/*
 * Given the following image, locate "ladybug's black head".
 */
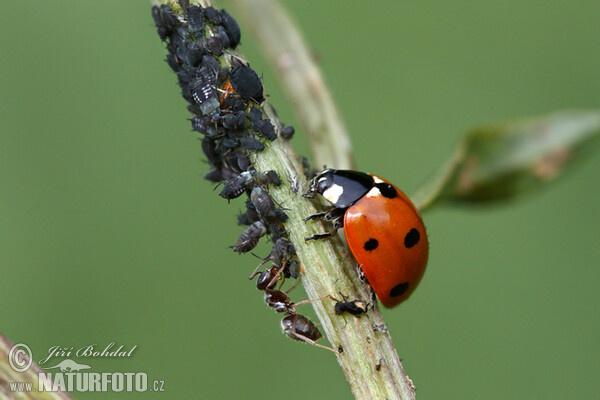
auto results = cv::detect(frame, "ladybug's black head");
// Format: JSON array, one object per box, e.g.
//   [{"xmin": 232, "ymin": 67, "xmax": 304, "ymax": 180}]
[
  {"xmin": 313, "ymin": 169, "xmax": 335, "ymax": 195},
  {"xmin": 312, "ymin": 169, "xmax": 374, "ymax": 209}
]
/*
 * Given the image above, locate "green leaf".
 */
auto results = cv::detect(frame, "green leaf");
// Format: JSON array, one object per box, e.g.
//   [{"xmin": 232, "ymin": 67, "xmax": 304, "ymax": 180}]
[{"xmin": 412, "ymin": 110, "xmax": 600, "ymax": 211}]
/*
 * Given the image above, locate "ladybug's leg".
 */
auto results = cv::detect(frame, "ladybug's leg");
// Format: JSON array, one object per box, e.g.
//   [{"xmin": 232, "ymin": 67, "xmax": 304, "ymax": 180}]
[
  {"xmin": 354, "ymin": 266, "xmax": 376, "ymax": 305},
  {"xmin": 304, "ymin": 207, "xmax": 345, "ymax": 222},
  {"xmin": 305, "ymin": 232, "xmax": 334, "ymax": 241},
  {"xmin": 370, "ymin": 287, "xmax": 377, "ymax": 305},
  {"xmin": 357, "ymin": 265, "xmax": 368, "ymax": 282},
  {"xmin": 304, "ymin": 211, "xmax": 328, "ymax": 221},
  {"xmin": 304, "ymin": 218, "xmax": 344, "ymax": 241},
  {"xmin": 305, "ymin": 213, "xmax": 344, "ymax": 242}
]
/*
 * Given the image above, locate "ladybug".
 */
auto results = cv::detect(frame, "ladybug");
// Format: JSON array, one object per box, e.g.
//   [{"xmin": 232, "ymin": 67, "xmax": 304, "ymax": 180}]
[{"xmin": 305, "ymin": 169, "xmax": 429, "ymax": 308}]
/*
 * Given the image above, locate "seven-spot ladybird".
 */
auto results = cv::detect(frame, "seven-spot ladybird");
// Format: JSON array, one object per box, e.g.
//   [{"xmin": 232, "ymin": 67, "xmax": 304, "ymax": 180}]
[{"xmin": 305, "ymin": 169, "xmax": 429, "ymax": 308}]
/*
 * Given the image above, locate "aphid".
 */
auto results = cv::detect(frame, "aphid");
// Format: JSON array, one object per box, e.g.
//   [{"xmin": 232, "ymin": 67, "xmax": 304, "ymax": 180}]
[
  {"xmin": 267, "ymin": 222, "xmax": 286, "ymax": 242},
  {"xmin": 217, "ymin": 67, "xmax": 230, "ymax": 84},
  {"xmin": 219, "ymin": 137, "xmax": 241, "ymax": 152},
  {"xmin": 237, "ymin": 200, "xmax": 260, "ymax": 226},
  {"xmin": 220, "ymin": 170, "xmax": 281, "ymax": 200},
  {"xmin": 201, "ymin": 55, "xmax": 220, "ymax": 73},
  {"xmin": 281, "ymin": 125, "xmax": 295, "ymax": 140},
  {"xmin": 215, "ymin": 26, "xmax": 231, "ymax": 49},
  {"xmin": 204, "ymin": 36, "xmax": 224, "ymax": 56},
  {"xmin": 204, "ymin": 167, "xmax": 223, "ymax": 183},
  {"xmin": 187, "ymin": 103, "xmax": 202, "ymax": 115},
  {"xmin": 190, "ymin": 67, "xmax": 219, "ymax": 115},
  {"xmin": 266, "ymin": 238, "xmax": 295, "ymax": 268},
  {"xmin": 300, "ymin": 156, "xmax": 314, "ymax": 179},
  {"xmin": 152, "ymin": 5, "xmax": 179, "ymax": 41},
  {"xmin": 222, "ymin": 150, "xmax": 251, "ymax": 172},
  {"xmin": 177, "ymin": 67, "xmax": 196, "ymax": 86},
  {"xmin": 221, "ymin": 96, "xmax": 246, "ymax": 112},
  {"xmin": 220, "ymin": 171, "xmax": 254, "ymax": 200},
  {"xmin": 219, "ymin": 9, "xmax": 241, "ymax": 48},
  {"xmin": 172, "ymin": 26, "xmax": 190, "ymax": 44},
  {"xmin": 251, "ymin": 186, "xmax": 278, "ymax": 220},
  {"xmin": 249, "ymin": 237, "xmax": 296, "ymax": 280},
  {"xmin": 256, "ymin": 120, "xmax": 277, "ymax": 141},
  {"xmin": 186, "ymin": 5, "xmax": 205, "ymax": 37},
  {"xmin": 270, "ymin": 237, "xmax": 295, "ymax": 263},
  {"xmin": 305, "ymin": 169, "xmax": 429, "ymax": 308},
  {"xmin": 220, "ymin": 166, "xmax": 238, "ymax": 181},
  {"xmin": 201, "ymin": 137, "xmax": 222, "ymax": 168},
  {"xmin": 232, "ymin": 221, "xmax": 266, "ymax": 253},
  {"xmin": 248, "ymin": 107, "xmax": 262, "ymax": 128},
  {"xmin": 191, "ymin": 113, "xmax": 224, "ymax": 136},
  {"xmin": 283, "ymin": 259, "xmax": 301, "ymax": 279},
  {"xmin": 330, "ymin": 294, "xmax": 369, "ymax": 317},
  {"xmin": 220, "ymin": 111, "xmax": 247, "ymax": 131},
  {"xmin": 166, "ymin": 53, "xmax": 182, "ymax": 72},
  {"xmin": 204, "ymin": 7, "xmax": 222, "ymax": 25},
  {"xmin": 191, "ymin": 115, "xmax": 205, "ymax": 133},
  {"xmin": 181, "ymin": 42, "xmax": 204, "ymax": 67},
  {"xmin": 289, "ymin": 174, "xmax": 300, "ymax": 195},
  {"xmin": 230, "ymin": 65, "xmax": 264, "ymax": 103},
  {"xmin": 249, "ymin": 108, "xmax": 277, "ymax": 140},
  {"xmin": 373, "ymin": 324, "xmax": 388, "ymax": 334},
  {"xmin": 234, "ymin": 151, "xmax": 252, "ymax": 171},
  {"xmin": 181, "ymin": 85, "xmax": 195, "ymax": 105},
  {"xmin": 240, "ymin": 136, "xmax": 265, "ymax": 152}
]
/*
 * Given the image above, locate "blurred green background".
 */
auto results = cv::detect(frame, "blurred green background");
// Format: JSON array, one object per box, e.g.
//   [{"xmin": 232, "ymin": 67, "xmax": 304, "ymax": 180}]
[{"xmin": 1, "ymin": 1, "xmax": 599, "ymax": 399}]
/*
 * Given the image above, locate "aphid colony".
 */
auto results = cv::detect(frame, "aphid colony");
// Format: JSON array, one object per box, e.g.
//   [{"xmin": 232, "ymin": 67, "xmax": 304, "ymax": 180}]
[{"xmin": 152, "ymin": 1, "xmax": 356, "ymax": 350}]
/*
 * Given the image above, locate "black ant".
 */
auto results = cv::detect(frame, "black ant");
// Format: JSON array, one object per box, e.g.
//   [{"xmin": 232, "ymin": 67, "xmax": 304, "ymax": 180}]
[{"xmin": 251, "ymin": 262, "xmax": 337, "ymax": 353}]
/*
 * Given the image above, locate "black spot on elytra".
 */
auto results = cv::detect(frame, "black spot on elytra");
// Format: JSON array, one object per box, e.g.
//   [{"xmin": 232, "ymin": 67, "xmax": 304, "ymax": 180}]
[
  {"xmin": 364, "ymin": 238, "xmax": 378, "ymax": 251},
  {"xmin": 390, "ymin": 282, "xmax": 409, "ymax": 298},
  {"xmin": 404, "ymin": 228, "xmax": 420, "ymax": 248},
  {"xmin": 375, "ymin": 183, "xmax": 397, "ymax": 199}
]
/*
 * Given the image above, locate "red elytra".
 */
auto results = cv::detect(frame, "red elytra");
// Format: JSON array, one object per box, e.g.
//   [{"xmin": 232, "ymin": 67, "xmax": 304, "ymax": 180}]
[{"xmin": 308, "ymin": 170, "xmax": 429, "ymax": 308}]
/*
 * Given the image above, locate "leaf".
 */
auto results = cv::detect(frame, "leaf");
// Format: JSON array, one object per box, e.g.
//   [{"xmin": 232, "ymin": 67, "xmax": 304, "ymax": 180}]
[{"xmin": 412, "ymin": 110, "xmax": 600, "ymax": 211}]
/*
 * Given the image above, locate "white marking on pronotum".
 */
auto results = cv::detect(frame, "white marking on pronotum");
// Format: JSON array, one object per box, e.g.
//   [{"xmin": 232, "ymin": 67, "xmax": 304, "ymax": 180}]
[
  {"xmin": 366, "ymin": 187, "xmax": 381, "ymax": 198},
  {"xmin": 372, "ymin": 175, "xmax": 384, "ymax": 184},
  {"xmin": 323, "ymin": 184, "xmax": 344, "ymax": 204}
]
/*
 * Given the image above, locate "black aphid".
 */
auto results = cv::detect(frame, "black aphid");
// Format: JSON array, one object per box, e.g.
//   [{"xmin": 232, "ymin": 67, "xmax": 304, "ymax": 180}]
[
  {"xmin": 219, "ymin": 9, "xmax": 241, "ymax": 49},
  {"xmin": 230, "ymin": 65, "xmax": 264, "ymax": 103}
]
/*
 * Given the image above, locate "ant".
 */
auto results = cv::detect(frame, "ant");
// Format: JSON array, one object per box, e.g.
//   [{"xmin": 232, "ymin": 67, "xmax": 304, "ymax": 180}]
[{"xmin": 251, "ymin": 261, "xmax": 338, "ymax": 353}]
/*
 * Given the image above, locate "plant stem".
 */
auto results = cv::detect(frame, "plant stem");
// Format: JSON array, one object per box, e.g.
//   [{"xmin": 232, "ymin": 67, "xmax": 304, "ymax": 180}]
[
  {"xmin": 258, "ymin": 104, "xmax": 416, "ymax": 399},
  {"xmin": 219, "ymin": 0, "xmax": 354, "ymax": 170}
]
